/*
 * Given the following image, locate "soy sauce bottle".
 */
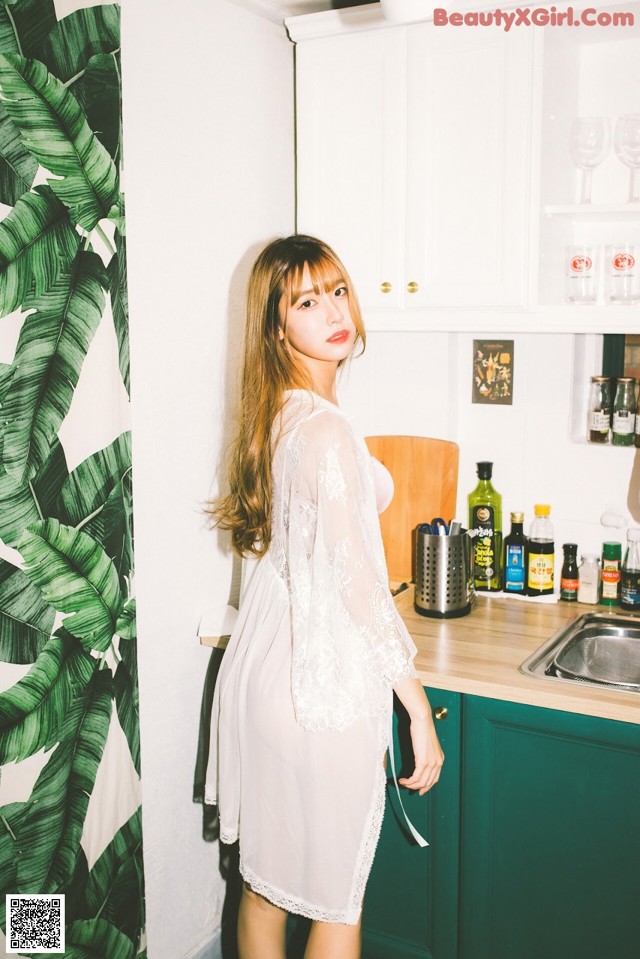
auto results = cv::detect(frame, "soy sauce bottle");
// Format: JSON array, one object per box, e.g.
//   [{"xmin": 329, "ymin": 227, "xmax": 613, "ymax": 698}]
[
  {"xmin": 503, "ymin": 512, "xmax": 526, "ymax": 593},
  {"xmin": 560, "ymin": 543, "xmax": 579, "ymax": 602},
  {"xmin": 620, "ymin": 529, "xmax": 640, "ymax": 611},
  {"xmin": 527, "ymin": 504, "xmax": 554, "ymax": 596}
]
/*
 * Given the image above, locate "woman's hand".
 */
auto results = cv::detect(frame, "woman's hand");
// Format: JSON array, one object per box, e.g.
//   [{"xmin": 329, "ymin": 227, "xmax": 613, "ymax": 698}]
[
  {"xmin": 392, "ymin": 677, "xmax": 445, "ymax": 795},
  {"xmin": 398, "ymin": 713, "xmax": 445, "ymax": 796}
]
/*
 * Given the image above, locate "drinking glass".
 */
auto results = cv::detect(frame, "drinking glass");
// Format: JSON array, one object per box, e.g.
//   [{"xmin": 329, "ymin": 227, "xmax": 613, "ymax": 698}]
[
  {"xmin": 614, "ymin": 115, "xmax": 640, "ymax": 203},
  {"xmin": 565, "ymin": 245, "xmax": 599, "ymax": 304},
  {"xmin": 569, "ymin": 117, "xmax": 611, "ymax": 204},
  {"xmin": 605, "ymin": 243, "xmax": 640, "ymax": 303}
]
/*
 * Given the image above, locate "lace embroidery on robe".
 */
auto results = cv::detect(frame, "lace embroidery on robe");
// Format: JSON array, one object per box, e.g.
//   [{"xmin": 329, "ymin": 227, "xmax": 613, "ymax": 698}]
[{"xmin": 269, "ymin": 392, "xmax": 417, "ymax": 733}]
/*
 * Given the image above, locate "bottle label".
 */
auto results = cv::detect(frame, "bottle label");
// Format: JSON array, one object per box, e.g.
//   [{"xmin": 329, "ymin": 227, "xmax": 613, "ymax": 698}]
[
  {"xmin": 589, "ymin": 410, "xmax": 610, "ymax": 431},
  {"xmin": 560, "ymin": 577, "xmax": 579, "ymax": 600},
  {"xmin": 621, "ymin": 572, "xmax": 640, "ymax": 608},
  {"xmin": 471, "ymin": 505, "xmax": 497, "ymax": 582},
  {"xmin": 613, "ymin": 411, "xmax": 634, "ymax": 435},
  {"xmin": 504, "ymin": 544, "xmax": 525, "ymax": 591},
  {"xmin": 601, "ymin": 561, "xmax": 621, "ymax": 600},
  {"xmin": 528, "ymin": 552, "xmax": 554, "ymax": 591}
]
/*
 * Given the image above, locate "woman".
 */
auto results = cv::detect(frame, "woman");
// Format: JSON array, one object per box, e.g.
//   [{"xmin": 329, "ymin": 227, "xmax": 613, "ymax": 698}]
[{"xmin": 206, "ymin": 235, "xmax": 444, "ymax": 959}]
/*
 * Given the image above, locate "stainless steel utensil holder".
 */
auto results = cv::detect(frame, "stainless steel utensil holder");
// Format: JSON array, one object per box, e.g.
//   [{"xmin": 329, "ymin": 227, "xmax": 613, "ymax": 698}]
[{"xmin": 415, "ymin": 530, "xmax": 473, "ymax": 618}]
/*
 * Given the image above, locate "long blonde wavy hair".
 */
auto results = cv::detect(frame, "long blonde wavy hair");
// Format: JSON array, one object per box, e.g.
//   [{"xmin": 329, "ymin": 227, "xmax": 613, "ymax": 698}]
[{"xmin": 211, "ymin": 235, "xmax": 365, "ymax": 556}]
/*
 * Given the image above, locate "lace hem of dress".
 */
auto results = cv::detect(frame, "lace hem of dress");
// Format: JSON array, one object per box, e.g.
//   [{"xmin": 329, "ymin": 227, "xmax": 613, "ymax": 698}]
[
  {"xmin": 220, "ymin": 825, "xmax": 238, "ymax": 844},
  {"xmin": 203, "ymin": 787, "xmax": 217, "ymax": 806},
  {"xmin": 348, "ymin": 760, "xmax": 387, "ymax": 915},
  {"xmin": 239, "ymin": 863, "xmax": 362, "ymax": 926}
]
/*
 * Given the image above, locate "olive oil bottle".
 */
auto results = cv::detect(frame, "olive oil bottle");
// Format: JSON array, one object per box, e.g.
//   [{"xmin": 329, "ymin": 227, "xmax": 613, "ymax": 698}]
[{"xmin": 468, "ymin": 461, "xmax": 502, "ymax": 591}]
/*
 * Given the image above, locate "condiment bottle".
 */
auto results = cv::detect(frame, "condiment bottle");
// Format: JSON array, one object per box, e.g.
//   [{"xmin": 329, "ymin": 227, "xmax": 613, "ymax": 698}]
[
  {"xmin": 620, "ymin": 528, "xmax": 640, "ymax": 611},
  {"xmin": 468, "ymin": 461, "xmax": 502, "ymax": 591},
  {"xmin": 503, "ymin": 511, "xmax": 526, "ymax": 593},
  {"xmin": 612, "ymin": 377, "xmax": 636, "ymax": 446},
  {"xmin": 578, "ymin": 554, "xmax": 600, "ymax": 604},
  {"xmin": 600, "ymin": 541, "xmax": 622, "ymax": 606},
  {"xmin": 587, "ymin": 376, "xmax": 611, "ymax": 443},
  {"xmin": 560, "ymin": 543, "xmax": 579, "ymax": 601},
  {"xmin": 527, "ymin": 504, "xmax": 554, "ymax": 596}
]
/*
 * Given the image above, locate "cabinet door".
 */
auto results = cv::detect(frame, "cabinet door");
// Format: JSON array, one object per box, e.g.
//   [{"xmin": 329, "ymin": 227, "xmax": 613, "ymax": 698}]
[
  {"xmin": 361, "ymin": 687, "xmax": 460, "ymax": 959},
  {"xmin": 296, "ymin": 29, "xmax": 407, "ymax": 310},
  {"xmin": 405, "ymin": 27, "xmax": 535, "ymax": 309},
  {"xmin": 460, "ymin": 695, "xmax": 640, "ymax": 959}
]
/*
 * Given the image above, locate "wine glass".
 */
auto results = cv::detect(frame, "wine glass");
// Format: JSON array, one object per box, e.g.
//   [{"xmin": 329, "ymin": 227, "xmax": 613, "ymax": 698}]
[
  {"xmin": 614, "ymin": 114, "xmax": 640, "ymax": 203},
  {"xmin": 569, "ymin": 117, "xmax": 611, "ymax": 204}
]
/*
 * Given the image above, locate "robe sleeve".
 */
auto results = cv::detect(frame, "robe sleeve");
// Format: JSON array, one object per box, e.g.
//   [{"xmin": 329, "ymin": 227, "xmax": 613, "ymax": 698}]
[{"xmin": 284, "ymin": 410, "xmax": 418, "ymax": 733}]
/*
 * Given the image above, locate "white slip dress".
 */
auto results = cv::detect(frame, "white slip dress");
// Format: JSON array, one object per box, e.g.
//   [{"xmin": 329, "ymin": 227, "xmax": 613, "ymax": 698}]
[{"xmin": 205, "ymin": 390, "xmax": 423, "ymax": 925}]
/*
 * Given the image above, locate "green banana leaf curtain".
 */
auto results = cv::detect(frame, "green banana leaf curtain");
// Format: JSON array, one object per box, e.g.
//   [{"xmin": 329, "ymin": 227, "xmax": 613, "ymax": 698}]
[{"xmin": 0, "ymin": 1, "xmax": 144, "ymax": 956}]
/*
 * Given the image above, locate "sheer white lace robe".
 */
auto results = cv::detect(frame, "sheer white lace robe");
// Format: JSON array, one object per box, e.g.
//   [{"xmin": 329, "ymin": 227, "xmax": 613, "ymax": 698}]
[{"xmin": 205, "ymin": 390, "xmax": 418, "ymax": 924}]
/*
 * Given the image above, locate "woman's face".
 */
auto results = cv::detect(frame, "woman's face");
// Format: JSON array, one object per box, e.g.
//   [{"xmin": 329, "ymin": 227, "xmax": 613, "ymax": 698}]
[{"xmin": 278, "ymin": 264, "xmax": 356, "ymax": 374}]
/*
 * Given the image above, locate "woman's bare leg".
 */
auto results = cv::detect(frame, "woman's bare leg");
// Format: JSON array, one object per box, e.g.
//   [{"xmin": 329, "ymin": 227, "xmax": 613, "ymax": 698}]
[
  {"xmin": 303, "ymin": 914, "xmax": 362, "ymax": 959},
  {"xmin": 237, "ymin": 882, "xmax": 288, "ymax": 959}
]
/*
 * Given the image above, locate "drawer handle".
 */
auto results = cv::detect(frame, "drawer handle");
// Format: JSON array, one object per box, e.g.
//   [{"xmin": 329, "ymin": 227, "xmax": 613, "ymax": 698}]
[
  {"xmin": 380, "ymin": 281, "xmax": 392, "ymax": 293},
  {"xmin": 407, "ymin": 281, "xmax": 419, "ymax": 293},
  {"xmin": 434, "ymin": 706, "xmax": 448, "ymax": 721}
]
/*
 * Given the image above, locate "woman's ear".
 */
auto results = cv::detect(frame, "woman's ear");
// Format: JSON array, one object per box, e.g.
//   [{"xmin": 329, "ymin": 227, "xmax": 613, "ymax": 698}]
[{"xmin": 278, "ymin": 325, "xmax": 285, "ymax": 341}]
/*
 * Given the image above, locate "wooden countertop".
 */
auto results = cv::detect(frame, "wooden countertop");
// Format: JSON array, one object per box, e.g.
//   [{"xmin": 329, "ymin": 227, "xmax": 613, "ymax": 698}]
[
  {"xmin": 200, "ymin": 588, "xmax": 640, "ymax": 726},
  {"xmin": 399, "ymin": 588, "xmax": 640, "ymax": 725}
]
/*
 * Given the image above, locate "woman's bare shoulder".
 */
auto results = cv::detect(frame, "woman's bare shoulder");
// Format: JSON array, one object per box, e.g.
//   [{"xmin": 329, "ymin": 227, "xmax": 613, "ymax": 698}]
[{"xmin": 296, "ymin": 402, "xmax": 353, "ymax": 452}]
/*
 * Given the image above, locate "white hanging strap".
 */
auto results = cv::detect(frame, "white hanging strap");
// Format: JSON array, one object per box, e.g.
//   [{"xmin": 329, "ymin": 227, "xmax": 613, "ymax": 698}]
[{"xmin": 388, "ymin": 733, "xmax": 429, "ymax": 848}]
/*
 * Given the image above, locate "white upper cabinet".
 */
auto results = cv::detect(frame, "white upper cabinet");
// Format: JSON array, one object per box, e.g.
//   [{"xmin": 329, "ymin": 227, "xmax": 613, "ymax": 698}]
[
  {"xmin": 295, "ymin": 20, "xmax": 536, "ymax": 323},
  {"xmin": 296, "ymin": 28, "xmax": 408, "ymax": 310},
  {"xmin": 291, "ymin": 4, "xmax": 640, "ymax": 332},
  {"xmin": 404, "ymin": 26, "xmax": 534, "ymax": 310}
]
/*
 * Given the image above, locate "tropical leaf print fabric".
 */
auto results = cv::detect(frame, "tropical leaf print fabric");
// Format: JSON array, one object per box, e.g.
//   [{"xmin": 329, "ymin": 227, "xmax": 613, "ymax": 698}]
[{"xmin": 0, "ymin": 2, "xmax": 144, "ymax": 956}]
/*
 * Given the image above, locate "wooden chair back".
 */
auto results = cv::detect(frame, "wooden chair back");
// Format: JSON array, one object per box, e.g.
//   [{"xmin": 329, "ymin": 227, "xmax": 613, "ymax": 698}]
[{"xmin": 365, "ymin": 435, "xmax": 459, "ymax": 584}]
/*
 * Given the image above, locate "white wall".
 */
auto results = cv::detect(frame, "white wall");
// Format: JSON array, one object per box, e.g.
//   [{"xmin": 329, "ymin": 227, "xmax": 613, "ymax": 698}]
[
  {"xmin": 121, "ymin": 2, "xmax": 294, "ymax": 957},
  {"xmin": 338, "ymin": 329, "xmax": 640, "ymax": 559}
]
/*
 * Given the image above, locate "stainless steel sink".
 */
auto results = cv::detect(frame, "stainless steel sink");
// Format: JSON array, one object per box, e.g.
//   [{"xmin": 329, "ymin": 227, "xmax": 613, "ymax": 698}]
[{"xmin": 520, "ymin": 611, "xmax": 640, "ymax": 692}]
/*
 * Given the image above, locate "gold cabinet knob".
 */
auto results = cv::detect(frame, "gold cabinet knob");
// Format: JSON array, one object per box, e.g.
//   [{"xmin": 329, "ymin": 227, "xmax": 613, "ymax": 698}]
[
  {"xmin": 380, "ymin": 281, "xmax": 392, "ymax": 293},
  {"xmin": 434, "ymin": 706, "xmax": 448, "ymax": 721},
  {"xmin": 407, "ymin": 281, "xmax": 419, "ymax": 293}
]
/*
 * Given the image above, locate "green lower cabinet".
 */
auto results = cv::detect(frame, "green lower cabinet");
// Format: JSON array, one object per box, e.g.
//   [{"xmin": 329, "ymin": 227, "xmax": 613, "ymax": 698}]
[
  {"xmin": 362, "ymin": 687, "xmax": 461, "ymax": 959},
  {"xmin": 460, "ymin": 695, "xmax": 640, "ymax": 959}
]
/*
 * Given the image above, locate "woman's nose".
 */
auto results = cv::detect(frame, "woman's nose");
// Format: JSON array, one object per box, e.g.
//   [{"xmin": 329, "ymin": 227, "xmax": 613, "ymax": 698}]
[{"xmin": 324, "ymin": 294, "xmax": 342, "ymax": 321}]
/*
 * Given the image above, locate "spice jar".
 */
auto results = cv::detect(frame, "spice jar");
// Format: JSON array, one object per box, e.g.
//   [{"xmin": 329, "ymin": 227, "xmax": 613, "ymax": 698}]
[
  {"xmin": 578, "ymin": 554, "xmax": 600, "ymax": 604},
  {"xmin": 587, "ymin": 376, "xmax": 611, "ymax": 443},
  {"xmin": 612, "ymin": 377, "xmax": 636, "ymax": 446},
  {"xmin": 600, "ymin": 541, "xmax": 622, "ymax": 606}
]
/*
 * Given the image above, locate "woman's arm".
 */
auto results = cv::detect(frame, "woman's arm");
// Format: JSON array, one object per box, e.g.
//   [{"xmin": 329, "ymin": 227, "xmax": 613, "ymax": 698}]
[{"xmin": 393, "ymin": 676, "xmax": 445, "ymax": 796}]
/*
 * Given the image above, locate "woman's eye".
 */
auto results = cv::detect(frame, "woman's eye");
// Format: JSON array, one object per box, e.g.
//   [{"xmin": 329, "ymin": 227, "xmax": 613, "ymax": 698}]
[
  {"xmin": 335, "ymin": 286, "xmax": 348, "ymax": 298},
  {"xmin": 300, "ymin": 299, "xmax": 314, "ymax": 310}
]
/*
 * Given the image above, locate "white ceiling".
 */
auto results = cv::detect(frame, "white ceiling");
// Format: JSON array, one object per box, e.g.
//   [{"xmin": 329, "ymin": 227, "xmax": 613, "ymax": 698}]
[{"xmin": 229, "ymin": 0, "xmax": 377, "ymax": 24}]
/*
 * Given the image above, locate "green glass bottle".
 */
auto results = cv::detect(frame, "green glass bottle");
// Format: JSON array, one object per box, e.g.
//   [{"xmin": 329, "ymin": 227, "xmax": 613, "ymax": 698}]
[
  {"xmin": 468, "ymin": 461, "xmax": 502, "ymax": 591},
  {"xmin": 612, "ymin": 377, "xmax": 636, "ymax": 446}
]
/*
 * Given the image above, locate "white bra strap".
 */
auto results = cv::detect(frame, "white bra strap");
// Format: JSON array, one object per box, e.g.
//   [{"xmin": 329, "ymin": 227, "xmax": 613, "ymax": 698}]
[{"xmin": 388, "ymin": 733, "xmax": 429, "ymax": 848}]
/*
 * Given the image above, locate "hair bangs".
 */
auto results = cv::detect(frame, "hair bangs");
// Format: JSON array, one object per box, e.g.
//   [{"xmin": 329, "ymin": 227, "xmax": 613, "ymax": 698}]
[{"xmin": 285, "ymin": 252, "xmax": 346, "ymax": 305}]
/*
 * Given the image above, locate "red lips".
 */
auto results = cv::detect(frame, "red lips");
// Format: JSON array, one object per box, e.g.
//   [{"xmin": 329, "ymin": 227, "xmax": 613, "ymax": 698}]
[{"xmin": 327, "ymin": 330, "xmax": 350, "ymax": 343}]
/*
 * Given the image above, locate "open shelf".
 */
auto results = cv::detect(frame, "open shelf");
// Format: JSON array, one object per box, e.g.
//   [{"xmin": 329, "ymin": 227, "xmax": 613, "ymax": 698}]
[{"xmin": 544, "ymin": 204, "xmax": 640, "ymax": 219}]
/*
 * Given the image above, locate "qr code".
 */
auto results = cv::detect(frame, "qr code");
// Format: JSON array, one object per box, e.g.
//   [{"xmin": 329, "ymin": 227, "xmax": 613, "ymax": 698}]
[{"xmin": 5, "ymin": 895, "xmax": 65, "ymax": 954}]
